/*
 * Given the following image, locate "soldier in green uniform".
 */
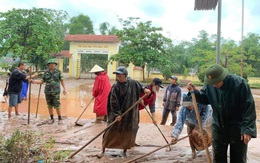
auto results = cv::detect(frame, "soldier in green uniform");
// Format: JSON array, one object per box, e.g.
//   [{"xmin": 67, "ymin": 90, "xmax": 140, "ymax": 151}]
[
  {"xmin": 32, "ymin": 59, "xmax": 66, "ymax": 124},
  {"xmin": 187, "ymin": 64, "xmax": 256, "ymax": 163}
]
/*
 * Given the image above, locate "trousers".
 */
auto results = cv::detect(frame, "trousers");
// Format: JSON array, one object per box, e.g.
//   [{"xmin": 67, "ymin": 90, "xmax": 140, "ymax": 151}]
[
  {"xmin": 213, "ymin": 139, "xmax": 247, "ymax": 163},
  {"xmin": 160, "ymin": 107, "xmax": 177, "ymax": 126}
]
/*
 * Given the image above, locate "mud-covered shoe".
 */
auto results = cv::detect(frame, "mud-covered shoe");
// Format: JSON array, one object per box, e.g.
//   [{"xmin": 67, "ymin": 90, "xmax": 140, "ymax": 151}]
[
  {"xmin": 192, "ymin": 151, "xmax": 197, "ymax": 159},
  {"xmin": 47, "ymin": 119, "xmax": 54, "ymax": 124},
  {"xmin": 91, "ymin": 119, "xmax": 102, "ymax": 123},
  {"xmin": 58, "ymin": 120, "xmax": 63, "ymax": 125},
  {"xmin": 122, "ymin": 149, "xmax": 127, "ymax": 158},
  {"xmin": 102, "ymin": 115, "xmax": 107, "ymax": 122},
  {"xmin": 96, "ymin": 152, "xmax": 104, "ymax": 158}
]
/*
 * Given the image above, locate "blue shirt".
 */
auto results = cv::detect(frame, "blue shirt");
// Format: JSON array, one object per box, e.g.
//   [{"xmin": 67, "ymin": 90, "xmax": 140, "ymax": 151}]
[{"xmin": 171, "ymin": 103, "xmax": 212, "ymax": 138}]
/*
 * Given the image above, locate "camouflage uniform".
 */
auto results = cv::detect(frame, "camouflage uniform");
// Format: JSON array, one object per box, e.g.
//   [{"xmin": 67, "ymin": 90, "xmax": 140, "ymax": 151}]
[{"xmin": 41, "ymin": 69, "xmax": 64, "ymax": 109}]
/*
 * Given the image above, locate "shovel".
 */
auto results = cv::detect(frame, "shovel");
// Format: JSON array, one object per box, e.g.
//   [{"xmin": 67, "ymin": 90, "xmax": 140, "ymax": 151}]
[{"xmin": 75, "ymin": 97, "xmax": 94, "ymax": 126}]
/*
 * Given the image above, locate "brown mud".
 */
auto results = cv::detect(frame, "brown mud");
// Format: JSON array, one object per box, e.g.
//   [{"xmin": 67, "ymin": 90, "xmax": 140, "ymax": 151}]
[{"xmin": 0, "ymin": 76, "xmax": 259, "ymax": 163}]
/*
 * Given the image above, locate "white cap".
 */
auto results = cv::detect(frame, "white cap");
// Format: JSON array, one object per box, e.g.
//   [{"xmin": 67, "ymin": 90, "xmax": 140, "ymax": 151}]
[{"xmin": 89, "ymin": 65, "xmax": 104, "ymax": 73}]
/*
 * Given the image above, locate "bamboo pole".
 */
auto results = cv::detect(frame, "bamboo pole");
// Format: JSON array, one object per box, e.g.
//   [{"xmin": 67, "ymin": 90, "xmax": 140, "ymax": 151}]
[
  {"xmin": 35, "ymin": 84, "xmax": 42, "ymax": 118},
  {"xmin": 27, "ymin": 66, "xmax": 32, "ymax": 125},
  {"xmin": 68, "ymin": 94, "xmax": 148, "ymax": 159},
  {"xmin": 125, "ymin": 135, "xmax": 190, "ymax": 163},
  {"xmin": 143, "ymin": 105, "xmax": 171, "ymax": 151},
  {"xmin": 75, "ymin": 97, "xmax": 94, "ymax": 126},
  {"xmin": 190, "ymin": 90, "xmax": 212, "ymax": 163}
]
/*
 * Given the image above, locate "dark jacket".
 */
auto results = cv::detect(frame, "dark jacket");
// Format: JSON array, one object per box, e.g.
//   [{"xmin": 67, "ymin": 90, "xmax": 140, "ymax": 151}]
[
  {"xmin": 8, "ymin": 69, "xmax": 27, "ymax": 94},
  {"xmin": 163, "ymin": 84, "xmax": 182, "ymax": 110},
  {"xmin": 190, "ymin": 74, "xmax": 257, "ymax": 143},
  {"xmin": 103, "ymin": 78, "xmax": 144, "ymax": 149}
]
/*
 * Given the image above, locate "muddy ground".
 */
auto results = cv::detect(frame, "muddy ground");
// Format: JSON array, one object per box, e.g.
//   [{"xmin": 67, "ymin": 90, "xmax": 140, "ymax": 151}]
[{"xmin": 0, "ymin": 75, "xmax": 259, "ymax": 163}]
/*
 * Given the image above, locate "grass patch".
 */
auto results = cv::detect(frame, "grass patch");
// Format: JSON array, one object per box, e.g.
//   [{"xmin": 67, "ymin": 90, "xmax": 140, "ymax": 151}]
[{"xmin": 249, "ymin": 83, "xmax": 260, "ymax": 89}]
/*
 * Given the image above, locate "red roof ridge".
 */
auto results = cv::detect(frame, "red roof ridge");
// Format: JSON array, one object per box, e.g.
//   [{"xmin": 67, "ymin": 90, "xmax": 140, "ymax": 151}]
[{"xmin": 52, "ymin": 50, "xmax": 72, "ymax": 58}]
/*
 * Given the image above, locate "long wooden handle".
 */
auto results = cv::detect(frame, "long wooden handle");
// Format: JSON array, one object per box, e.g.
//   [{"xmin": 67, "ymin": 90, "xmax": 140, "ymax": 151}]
[
  {"xmin": 27, "ymin": 66, "xmax": 32, "ymax": 125},
  {"xmin": 190, "ymin": 90, "xmax": 212, "ymax": 163},
  {"xmin": 35, "ymin": 84, "xmax": 42, "ymax": 118},
  {"xmin": 75, "ymin": 97, "xmax": 94, "ymax": 123},
  {"xmin": 68, "ymin": 94, "xmax": 148, "ymax": 159},
  {"xmin": 143, "ymin": 106, "xmax": 170, "ymax": 146},
  {"xmin": 68, "ymin": 120, "xmax": 117, "ymax": 159},
  {"xmin": 125, "ymin": 135, "xmax": 190, "ymax": 163}
]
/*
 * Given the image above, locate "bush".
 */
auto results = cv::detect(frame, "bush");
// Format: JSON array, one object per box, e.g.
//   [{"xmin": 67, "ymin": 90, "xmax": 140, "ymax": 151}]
[
  {"xmin": 162, "ymin": 68, "xmax": 172, "ymax": 80},
  {"xmin": 0, "ymin": 130, "xmax": 35, "ymax": 163},
  {"xmin": 0, "ymin": 130, "xmax": 71, "ymax": 163}
]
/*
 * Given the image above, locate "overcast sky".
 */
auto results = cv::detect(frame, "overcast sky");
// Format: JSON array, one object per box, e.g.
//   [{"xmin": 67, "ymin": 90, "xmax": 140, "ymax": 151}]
[{"xmin": 1, "ymin": 0, "xmax": 259, "ymax": 42}]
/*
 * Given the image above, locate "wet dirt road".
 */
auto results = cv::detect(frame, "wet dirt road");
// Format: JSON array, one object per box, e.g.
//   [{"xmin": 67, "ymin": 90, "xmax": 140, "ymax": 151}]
[
  {"xmin": 0, "ymin": 78, "xmax": 172, "ymax": 124},
  {"xmin": 0, "ymin": 77, "xmax": 260, "ymax": 162}
]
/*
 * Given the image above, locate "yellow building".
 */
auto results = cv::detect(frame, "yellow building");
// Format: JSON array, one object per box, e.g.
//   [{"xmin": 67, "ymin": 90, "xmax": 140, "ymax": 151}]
[
  {"xmin": 54, "ymin": 35, "xmax": 201, "ymax": 83},
  {"xmin": 64, "ymin": 34, "xmax": 120, "ymax": 79},
  {"xmin": 64, "ymin": 34, "xmax": 146, "ymax": 80}
]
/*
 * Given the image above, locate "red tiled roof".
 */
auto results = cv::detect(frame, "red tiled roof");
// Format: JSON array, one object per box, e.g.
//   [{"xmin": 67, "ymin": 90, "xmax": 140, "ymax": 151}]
[
  {"xmin": 52, "ymin": 50, "xmax": 72, "ymax": 58},
  {"xmin": 64, "ymin": 34, "xmax": 119, "ymax": 43},
  {"xmin": 133, "ymin": 66, "xmax": 143, "ymax": 70}
]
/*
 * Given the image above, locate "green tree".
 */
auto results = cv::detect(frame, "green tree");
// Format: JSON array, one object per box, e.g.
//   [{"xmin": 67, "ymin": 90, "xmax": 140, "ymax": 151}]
[
  {"xmin": 99, "ymin": 22, "xmax": 110, "ymax": 35},
  {"xmin": 0, "ymin": 62, "xmax": 10, "ymax": 72},
  {"xmin": 162, "ymin": 41, "xmax": 190, "ymax": 77},
  {"xmin": 99, "ymin": 22, "xmax": 118, "ymax": 35},
  {"xmin": 242, "ymin": 33, "xmax": 260, "ymax": 76},
  {"xmin": 0, "ymin": 8, "xmax": 68, "ymax": 69},
  {"xmin": 109, "ymin": 17, "xmax": 172, "ymax": 81},
  {"xmin": 188, "ymin": 30, "xmax": 216, "ymax": 81},
  {"xmin": 63, "ymin": 14, "xmax": 95, "ymax": 51},
  {"xmin": 186, "ymin": 31, "xmax": 256, "ymax": 81},
  {"xmin": 68, "ymin": 14, "xmax": 94, "ymax": 34},
  {"xmin": 161, "ymin": 65, "xmax": 172, "ymax": 80},
  {"xmin": 219, "ymin": 39, "xmax": 247, "ymax": 75},
  {"xmin": 109, "ymin": 26, "xmax": 118, "ymax": 35}
]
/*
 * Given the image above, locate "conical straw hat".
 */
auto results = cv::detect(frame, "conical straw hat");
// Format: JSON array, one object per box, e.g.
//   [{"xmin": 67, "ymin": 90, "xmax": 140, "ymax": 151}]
[{"xmin": 89, "ymin": 65, "xmax": 104, "ymax": 73}]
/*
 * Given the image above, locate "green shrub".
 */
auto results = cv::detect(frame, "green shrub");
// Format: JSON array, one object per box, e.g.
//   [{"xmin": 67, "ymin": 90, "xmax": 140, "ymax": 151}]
[
  {"xmin": 0, "ymin": 130, "xmax": 71, "ymax": 163},
  {"xmin": 0, "ymin": 130, "xmax": 35, "ymax": 163},
  {"xmin": 162, "ymin": 68, "xmax": 172, "ymax": 80}
]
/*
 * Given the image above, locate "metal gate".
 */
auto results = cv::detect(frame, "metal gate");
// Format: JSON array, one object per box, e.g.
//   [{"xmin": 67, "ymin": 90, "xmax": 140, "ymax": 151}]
[{"xmin": 80, "ymin": 53, "xmax": 108, "ymax": 78}]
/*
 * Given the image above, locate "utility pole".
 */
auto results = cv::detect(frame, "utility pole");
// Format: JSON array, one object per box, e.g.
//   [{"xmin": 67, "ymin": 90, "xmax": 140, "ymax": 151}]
[
  {"xmin": 240, "ymin": 0, "xmax": 244, "ymax": 77},
  {"xmin": 216, "ymin": 0, "xmax": 222, "ymax": 64}
]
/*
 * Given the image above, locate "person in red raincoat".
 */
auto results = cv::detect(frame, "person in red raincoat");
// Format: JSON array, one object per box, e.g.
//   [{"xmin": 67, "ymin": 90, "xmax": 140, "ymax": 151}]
[{"xmin": 90, "ymin": 65, "xmax": 111, "ymax": 123}]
